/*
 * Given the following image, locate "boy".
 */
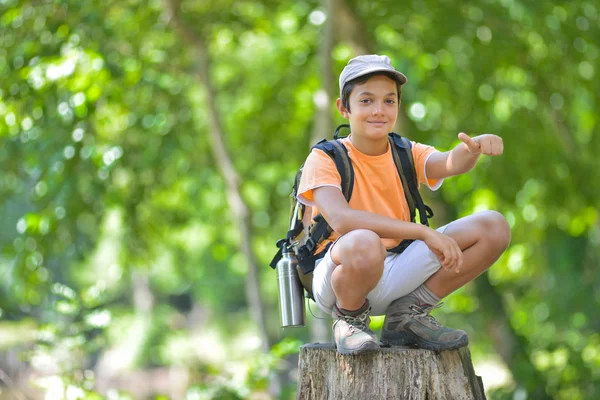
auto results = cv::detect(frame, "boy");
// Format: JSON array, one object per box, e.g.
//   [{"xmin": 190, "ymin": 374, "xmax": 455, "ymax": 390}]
[{"xmin": 297, "ymin": 54, "xmax": 510, "ymax": 355}]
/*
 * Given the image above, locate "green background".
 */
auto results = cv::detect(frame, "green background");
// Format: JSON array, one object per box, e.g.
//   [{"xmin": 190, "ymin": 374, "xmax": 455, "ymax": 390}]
[{"xmin": 0, "ymin": 0, "xmax": 598, "ymax": 399}]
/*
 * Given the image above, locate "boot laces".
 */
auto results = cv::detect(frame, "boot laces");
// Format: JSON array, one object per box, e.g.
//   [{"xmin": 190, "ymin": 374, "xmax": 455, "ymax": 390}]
[
  {"xmin": 409, "ymin": 303, "xmax": 443, "ymax": 327},
  {"xmin": 340, "ymin": 307, "xmax": 371, "ymax": 333}
]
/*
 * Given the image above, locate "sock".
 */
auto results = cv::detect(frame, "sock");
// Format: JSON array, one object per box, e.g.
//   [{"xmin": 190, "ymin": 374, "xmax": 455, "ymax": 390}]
[
  {"xmin": 335, "ymin": 299, "xmax": 369, "ymax": 316},
  {"xmin": 409, "ymin": 284, "xmax": 440, "ymax": 306}
]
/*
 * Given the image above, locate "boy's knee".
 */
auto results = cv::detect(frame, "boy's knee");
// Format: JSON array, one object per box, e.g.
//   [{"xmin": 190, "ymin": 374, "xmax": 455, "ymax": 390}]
[
  {"xmin": 479, "ymin": 211, "xmax": 511, "ymax": 250},
  {"xmin": 338, "ymin": 229, "xmax": 386, "ymax": 273}
]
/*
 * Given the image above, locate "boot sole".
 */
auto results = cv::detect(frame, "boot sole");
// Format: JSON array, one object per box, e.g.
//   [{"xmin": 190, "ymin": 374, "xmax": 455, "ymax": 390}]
[
  {"xmin": 380, "ymin": 331, "xmax": 468, "ymax": 351},
  {"xmin": 336, "ymin": 340, "xmax": 380, "ymax": 355}
]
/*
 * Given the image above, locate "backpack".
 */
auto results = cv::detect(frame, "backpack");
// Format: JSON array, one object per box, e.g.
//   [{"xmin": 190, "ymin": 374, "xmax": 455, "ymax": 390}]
[{"xmin": 270, "ymin": 124, "xmax": 434, "ymax": 300}]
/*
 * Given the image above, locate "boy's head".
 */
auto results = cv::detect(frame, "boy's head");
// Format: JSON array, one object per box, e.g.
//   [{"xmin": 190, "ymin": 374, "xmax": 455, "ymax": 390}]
[{"xmin": 339, "ymin": 55, "xmax": 407, "ymax": 112}]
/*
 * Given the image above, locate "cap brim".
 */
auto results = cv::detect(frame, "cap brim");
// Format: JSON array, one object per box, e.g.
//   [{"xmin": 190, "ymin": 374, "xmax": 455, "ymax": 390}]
[{"xmin": 347, "ymin": 67, "xmax": 407, "ymax": 86}]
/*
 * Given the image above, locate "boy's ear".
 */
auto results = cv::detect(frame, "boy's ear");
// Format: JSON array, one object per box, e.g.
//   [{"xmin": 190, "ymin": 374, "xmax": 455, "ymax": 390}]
[{"xmin": 336, "ymin": 98, "xmax": 349, "ymax": 119}]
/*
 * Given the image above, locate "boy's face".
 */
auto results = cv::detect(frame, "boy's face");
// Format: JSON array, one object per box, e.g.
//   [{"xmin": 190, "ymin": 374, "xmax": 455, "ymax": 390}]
[{"xmin": 337, "ymin": 75, "xmax": 399, "ymax": 141}]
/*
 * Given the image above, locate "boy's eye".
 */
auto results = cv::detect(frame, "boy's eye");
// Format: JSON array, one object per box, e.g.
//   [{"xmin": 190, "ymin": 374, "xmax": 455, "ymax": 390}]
[
  {"xmin": 360, "ymin": 99, "xmax": 371, "ymax": 103},
  {"xmin": 385, "ymin": 99, "xmax": 396, "ymax": 104}
]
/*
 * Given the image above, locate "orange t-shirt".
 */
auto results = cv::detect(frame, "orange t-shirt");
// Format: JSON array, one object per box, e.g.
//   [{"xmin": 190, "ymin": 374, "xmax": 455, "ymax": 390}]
[{"xmin": 297, "ymin": 136, "xmax": 442, "ymax": 253}]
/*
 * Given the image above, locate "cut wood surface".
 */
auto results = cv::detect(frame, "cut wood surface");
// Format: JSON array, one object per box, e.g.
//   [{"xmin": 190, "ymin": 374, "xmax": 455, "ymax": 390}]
[{"xmin": 296, "ymin": 343, "xmax": 486, "ymax": 400}]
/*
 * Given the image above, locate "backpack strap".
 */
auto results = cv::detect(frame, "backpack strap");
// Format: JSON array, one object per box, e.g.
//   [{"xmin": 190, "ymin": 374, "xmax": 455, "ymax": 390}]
[
  {"xmin": 296, "ymin": 139, "xmax": 354, "ymax": 265},
  {"xmin": 389, "ymin": 133, "xmax": 434, "ymax": 226},
  {"xmin": 313, "ymin": 139, "xmax": 354, "ymax": 200},
  {"xmin": 334, "ymin": 124, "xmax": 351, "ymax": 139},
  {"xmin": 387, "ymin": 133, "xmax": 434, "ymax": 254},
  {"xmin": 389, "ymin": 135, "xmax": 416, "ymax": 221},
  {"xmin": 270, "ymin": 138, "xmax": 354, "ymax": 271}
]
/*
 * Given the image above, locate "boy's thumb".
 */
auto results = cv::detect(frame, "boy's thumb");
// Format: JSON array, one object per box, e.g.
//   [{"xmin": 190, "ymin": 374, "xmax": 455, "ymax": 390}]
[{"xmin": 458, "ymin": 132, "xmax": 478, "ymax": 151}]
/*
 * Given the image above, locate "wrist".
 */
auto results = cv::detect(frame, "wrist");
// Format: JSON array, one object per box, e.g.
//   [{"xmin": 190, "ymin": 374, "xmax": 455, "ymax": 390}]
[
  {"xmin": 414, "ymin": 225, "xmax": 433, "ymax": 241},
  {"xmin": 456, "ymin": 142, "xmax": 476, "ymax": 155}
]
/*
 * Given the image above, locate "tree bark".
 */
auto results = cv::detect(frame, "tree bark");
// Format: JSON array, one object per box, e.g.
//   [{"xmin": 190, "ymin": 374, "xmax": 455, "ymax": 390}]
[{"xmin": 297, "ymin": 343, "xmax": 486, "ymax": 400}]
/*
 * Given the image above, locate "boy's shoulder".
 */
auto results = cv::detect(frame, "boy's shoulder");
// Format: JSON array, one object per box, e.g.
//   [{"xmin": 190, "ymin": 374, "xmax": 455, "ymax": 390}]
[{"xmin": 309, "ymin": 137, "xmax": 352, "ymax": 159}]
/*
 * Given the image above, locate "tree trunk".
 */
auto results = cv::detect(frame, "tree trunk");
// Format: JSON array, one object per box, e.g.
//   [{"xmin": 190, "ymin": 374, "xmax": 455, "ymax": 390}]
[
  {"xmin": 297, "ymin": 344, "xmax": 486, "ymax": 400},
  {"xmin": 307, "ymin": 0, "xmax": 336, "ymax": 344},
  {"xmin": 162, "ymin": 0, "xmax": 272, "ymax": 353},
  {"xmin": 309, "ymin": 0, "xmax": 334, "ymax": 147},
  {"xmin": 334, "ymin": 0, "xmax": 371, "ymax": 55}
]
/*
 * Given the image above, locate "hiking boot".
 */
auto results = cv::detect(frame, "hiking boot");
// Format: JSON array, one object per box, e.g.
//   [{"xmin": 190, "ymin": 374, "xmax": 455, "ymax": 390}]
[
  {"xmin": 380, "ymin": 294, "xmax": 468, "ymax": 351},
  {"xmin": 332, "ymin": 301, "xmax": 379, "ymax": 355}
]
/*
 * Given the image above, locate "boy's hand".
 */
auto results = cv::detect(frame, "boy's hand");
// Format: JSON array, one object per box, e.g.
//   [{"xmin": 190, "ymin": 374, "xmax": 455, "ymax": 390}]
[
  {"xmin": 458, "ymin": 133, "xmax": 503, "ymax": 156},
  {"xmin": 422, "ymin": 229, "xmax": 463, "ymax": 273}
]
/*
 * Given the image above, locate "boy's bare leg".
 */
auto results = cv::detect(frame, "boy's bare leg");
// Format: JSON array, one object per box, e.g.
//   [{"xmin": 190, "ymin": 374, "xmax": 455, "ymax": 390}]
[
  {"xmin": 329, "ymin": 229, "xmax": 387, "ymax": 310},
  {"xmin": 425, "ymin": 210, "xmax": 511, "ymax": 298}
]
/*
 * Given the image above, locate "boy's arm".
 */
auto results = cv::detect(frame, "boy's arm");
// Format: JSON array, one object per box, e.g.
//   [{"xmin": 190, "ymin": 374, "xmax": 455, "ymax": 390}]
[
  {"xmin": 313, "ymin": 186, "xmax": 463, "ymax": 272},
  {"xmin": 426, "ymin": 133, "xmax": 504, "ymax": 180}
]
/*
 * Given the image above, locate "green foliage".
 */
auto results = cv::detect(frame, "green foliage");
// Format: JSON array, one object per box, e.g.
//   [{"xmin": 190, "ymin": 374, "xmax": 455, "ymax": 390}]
[{"xmin": 0, "ymin": 0, "xmax": 599, "ymax": 399}]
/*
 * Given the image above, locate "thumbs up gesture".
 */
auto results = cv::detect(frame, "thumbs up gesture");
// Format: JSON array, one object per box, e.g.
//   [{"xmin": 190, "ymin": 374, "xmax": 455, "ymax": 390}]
[{"xmin": 458, "ymin": 132, "xmax": 504, "ymax": 156}]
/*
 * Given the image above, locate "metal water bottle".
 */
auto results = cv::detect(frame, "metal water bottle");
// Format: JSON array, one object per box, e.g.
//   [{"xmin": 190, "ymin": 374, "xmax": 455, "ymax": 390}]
[{"xmin": 276, "ymin": 244, "xmax": 306, "ymax": 328}]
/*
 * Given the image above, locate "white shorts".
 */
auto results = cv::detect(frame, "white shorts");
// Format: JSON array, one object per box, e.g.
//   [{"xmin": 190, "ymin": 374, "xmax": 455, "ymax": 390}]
[{"xmin": 312, "ymin": 224, "xmax": 449, "ymax": 316}]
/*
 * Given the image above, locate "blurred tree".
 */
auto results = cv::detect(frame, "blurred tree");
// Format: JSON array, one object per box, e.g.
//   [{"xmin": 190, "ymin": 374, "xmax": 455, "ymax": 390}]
[{"xmin": 0, "ymin": 0, "xmax": 598, "ymax": 399}]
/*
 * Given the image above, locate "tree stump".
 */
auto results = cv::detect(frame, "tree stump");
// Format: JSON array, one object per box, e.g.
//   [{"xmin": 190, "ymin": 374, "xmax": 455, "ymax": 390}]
[{"xmin": 296, "ymin": 343, "xmax": 486, "ymax": 400}]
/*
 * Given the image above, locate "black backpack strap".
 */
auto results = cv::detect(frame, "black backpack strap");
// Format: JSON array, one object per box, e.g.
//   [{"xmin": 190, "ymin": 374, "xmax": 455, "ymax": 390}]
[
  {"xmin": 389, "ymin": 135, "xmax": 416, "ymax": 222},
  {"xmin": 269, "ymin": 239, "xmax": 287, "ymax": 269},
  {"xmin": 334, "ymin": 124, "xmax": 351, "ymax": 139},
  {"xmin": 272, "ymin": 138, "xmax": 354, "ymax": 271},
  {"xmin": 313, "ymin": 140, "xmax": 354, "ymax": 201},
  {"xmin": 388, "ymin": 133, "xmax": 434, "ymax": 254},
  {"xmin": 296, "ymin": 214, "xmax": 331, "ymax": 260},
  {"xmin": 269, "ymin": 160, "xmax": 316, "ymax": 269},
  {"xmin": 295, "ymin": 139, "xmax": 354, "ymax": 269},
  {"xmin": 389, "ymin": 133, "xmax": 434, "ymax": 226}
]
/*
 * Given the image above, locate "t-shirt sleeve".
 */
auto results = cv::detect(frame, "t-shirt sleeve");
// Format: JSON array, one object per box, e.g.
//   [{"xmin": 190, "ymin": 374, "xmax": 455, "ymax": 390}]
[
  {"xmin": 412, "ymin": 142, "xmax": 444, "ymax": 191},
  {"xmin": 296, "ymin": 149, "xmax": 342, "ymax": 206}
]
